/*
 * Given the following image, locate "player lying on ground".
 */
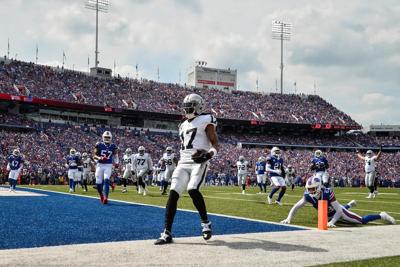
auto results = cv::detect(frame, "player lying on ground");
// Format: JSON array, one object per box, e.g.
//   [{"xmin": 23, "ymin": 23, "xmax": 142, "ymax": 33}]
[{"xmin": 281, "ymin": 176, "xmax": 396, "ymax": 227}]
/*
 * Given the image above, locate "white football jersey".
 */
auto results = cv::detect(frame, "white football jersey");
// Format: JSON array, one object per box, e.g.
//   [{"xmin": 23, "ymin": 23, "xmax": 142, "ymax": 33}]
[
  {"xmin": 82, "ymin": 158, "xmax": 93, "ymax": 172},
  {"xmin": 178, "ymin": 114, "xmax": 217, "ymax": 163},
  {"xmin": 123, "ymin": 154, "xmax": 134, "ymax": 171},
  {"xmin": 163, "ymin": 152, "xmax": 177, "ymax": 170},
  {"xmin": 134, "ymin": 153, "xmax": 153, "ymax": 171},
  {"xmin": 365, "ymin": 156, "xmax": 377, "ymax": 173},
  {"xmin": 237, "ymin": 161, "xmax": 249, "ymax": 175}
]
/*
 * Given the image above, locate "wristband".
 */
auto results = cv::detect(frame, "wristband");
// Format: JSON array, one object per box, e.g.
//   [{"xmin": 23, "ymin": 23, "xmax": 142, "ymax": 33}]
[{"xmin": 208, "ymin": 147, "xmax": 217, "ymax": 157}]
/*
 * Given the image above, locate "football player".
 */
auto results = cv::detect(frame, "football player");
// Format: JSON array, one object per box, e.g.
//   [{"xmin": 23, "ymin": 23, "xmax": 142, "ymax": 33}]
[
  {"xmin": 310, "ymin": 150, "xmax": 330, "ymax": 187},
  {"xmin": 66, "ymin": 148, "xmax": 80, "ymax": 193},
  {"xmin": 236, "ymin": 156, "xmax": 251, "ymax": 194},
  {"xmin": 76, "ymin": 152, "xmax": 84, "ymax": 191},
  {"xmin": 158, "ymin": 159, "xmax": 167, "ymax": 195},
  {"xmin": 285, "ymin": 165, "xmax": 296, "ymax": 191},
  {"xmin": 160, "ymin": 147, "xmax": 178, "ymax": 195},
  {"xmin": 122, "ymin": 148, "xmax": 135, "ymax": 193},
  {"xmin": 6, "ymin": 149, "xmax": 24, "ymax": 192},
  {"xmin": 281, "ymin": 176, "xmax": 396, "ymax": 227},
  {"xmin": 266, "ymin": 147, "xmax": 286, "ymax": 205},
  {"xmin": 93, "ymin": 131, "xmax": 119, "ymax": 204},
  {"xmin": 255, "ymin": 156, "xmax": 267, "ymax": 194},
  {"xmin": 81, "ymin": 152, "xmax": 94, "ymax": 192},
  {"xmin": 155, "ymin": 93, "xmax": 219, "ymax": 245},
  {"xmin": 133, "ymin": 146, "xmax": 153, "ymax": 196},
  {"xmin": 357, "ymin": 147, "xmax": 382, "ymax": 198}
]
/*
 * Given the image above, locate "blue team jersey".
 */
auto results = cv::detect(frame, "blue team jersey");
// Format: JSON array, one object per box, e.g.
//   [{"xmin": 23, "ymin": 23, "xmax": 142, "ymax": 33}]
[
  {"xmin": 266, "ymin": 156, "xmax": 284, "ymax": 177},
  {"xmin": 7, "ymin": 155, "xmax": 24, "ymax": 170},
  {"xmin": 66, "ymin": 155, "xmax": 80, "ymax": 170},
  {"xmin": 95, "ymin": 142, "xmax": 118, "ymax": 164},
  {"xmin": 255, "ymin": 161, "xmax": 266, "ymax": 174},
  {"xmin": 311, "ymin": 156, "xmax": 328, "ymax": 172},
  {"xmin": 304, "ymin": 188, "xmax": 337, "ymax": 217}
]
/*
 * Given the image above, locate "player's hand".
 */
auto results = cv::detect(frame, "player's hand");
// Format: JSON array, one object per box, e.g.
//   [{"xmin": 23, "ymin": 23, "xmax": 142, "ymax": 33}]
[
  {"xmin": 65, "ymin": 164, "xmax": 69, "ymax": 168},
  {"xmin": 280, "ymin": 218, "xmax": 291, "ymax": 224},
  {"xmin": 100, "ymin": 156, "xmax": 108, "ymax": 161},
  {"xmin": 191, "ymin": 149, "xmax": 212, "ymax": 163},
  {"xmin": 328, "ymin": 222, "xmax": 336, "ymax": 228},
  {"xmin": 355, "ymin": 149, "xmax": 360, "ymax": 154}
]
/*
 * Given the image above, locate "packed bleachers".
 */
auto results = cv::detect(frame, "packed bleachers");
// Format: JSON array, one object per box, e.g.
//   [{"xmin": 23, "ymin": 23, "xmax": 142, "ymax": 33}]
[
  {"xmin": 1, "ymin": 119, "xmax": 399, "ymax": 187},
  {"xmin": 0, "ymin": 60, "xmax": 359, "ymax": 126}
]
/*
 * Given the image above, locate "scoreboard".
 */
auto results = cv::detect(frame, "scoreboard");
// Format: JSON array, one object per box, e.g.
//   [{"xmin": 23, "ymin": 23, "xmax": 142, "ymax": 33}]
[{"xmin": 188, "ymin": 65, "xmax": 237, "ymax": 92}]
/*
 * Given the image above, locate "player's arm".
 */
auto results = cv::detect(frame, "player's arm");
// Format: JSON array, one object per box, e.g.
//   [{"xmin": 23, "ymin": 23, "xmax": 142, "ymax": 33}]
[
  {"xmin": 376, "ymin": 146, "xmax": 383, "ymax": 160},
  {"xmin": 93, "ymin": 146, "xmax": 102, "ymax": 161},
  {"xmin": 281, "ymin": 197, "xmax": 307, "ymax": 224},
  {"xmin": 356, "ymin": 150, "xmax": 365, "ymax": 160},
  {"xmin": 328, "ymin": 200, "xmax": 344, "ymax": 227},
  {"xmin": 192, "ymin": 123, "xmax": 219, "ymax": 163}
]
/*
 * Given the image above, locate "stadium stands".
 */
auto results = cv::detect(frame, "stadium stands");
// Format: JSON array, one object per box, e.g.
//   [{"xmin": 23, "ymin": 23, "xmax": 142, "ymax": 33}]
[{"xmin": 0, "ymin": 60, "xmax": 359, "ymax": 126}]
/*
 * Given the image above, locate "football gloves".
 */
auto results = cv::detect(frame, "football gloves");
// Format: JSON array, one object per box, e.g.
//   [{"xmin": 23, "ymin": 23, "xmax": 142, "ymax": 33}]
[
  {"xmin": 280, "ymin": 218, "xmax": 291, "ymax": 224},
  {"xmin": 328, "ymin": 221, "xmax": 336, "ymax": 228},
  {"xmin": 191, "ymin": 149, "xmax": 212, "ymax": 163}
]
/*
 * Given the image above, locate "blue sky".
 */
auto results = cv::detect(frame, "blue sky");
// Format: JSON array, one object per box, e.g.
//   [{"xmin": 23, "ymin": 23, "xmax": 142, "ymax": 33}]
[{"xmin": 1, "ymin": 0, "xmax": 399, "ymax": 128}]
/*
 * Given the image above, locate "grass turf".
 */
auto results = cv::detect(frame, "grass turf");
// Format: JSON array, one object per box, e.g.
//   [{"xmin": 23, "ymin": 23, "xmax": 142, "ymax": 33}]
[
  {"xmin": 24, "ymin": 185, "xmax": 400, "ymax": 228},
  {"xmin": 313, "ymin": 255, "xmax": 400, "ymax": 267}
]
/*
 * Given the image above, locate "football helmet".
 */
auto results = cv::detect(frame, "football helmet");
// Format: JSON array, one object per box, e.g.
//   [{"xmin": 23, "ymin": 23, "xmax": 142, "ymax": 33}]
[
  {"xmin": 138, "ymin": 146, "xmax": 145, "ymax": 155},
  {"xmin": 70, "ymin": 148, "xmax": 76, "ymax": 155},
  {"xmin": 305, "ymin": 176, "xmax": 322, "ymax": 199},
  {"xmin": 258, "ymin": 156, "xmax": 266, "ymax": 162},
  {"xmin": 239, "ymin": 156, "xmax": 245, "ymax": 162},
  {"xmin": 82, "ymin": 152, "xmax": 88, "ymax": 158},
  {"xmin": 166, "ymin": 146, "xmax": 173, "ymax": 154},
  {"xmin": 12, "ymin": 149, "xmax": 20, "ymax": 156},
  {"xmin": 366, "ymin": 150, "xmax": 373, "ymax": 158},
  {"xmin": 271, "ymin": 147, "xmax": 281, "ymax": 157},
  {"xmin": 314, "ymin": 150, "xmax": 323, "ymax": 158},
  {"xmin": 102, "ymin": 131, "xmax": 112, "ymax": 143},
  {"xmin": 76, "ymin": 152, "xmax": 81, "ymax": 157},
  {"xmin": 182, "ymin": 93, "xmax": 204, "ymax": 119},
  {"xmin": 125, "ymin": 148, "xmax": 132, "ymax": 155}
]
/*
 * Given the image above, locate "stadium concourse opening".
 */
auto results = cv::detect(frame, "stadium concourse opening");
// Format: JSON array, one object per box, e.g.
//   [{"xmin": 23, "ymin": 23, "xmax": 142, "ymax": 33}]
[{"xmin": 0, "ymin": 187, "xmax": 305, "ymax": 250}]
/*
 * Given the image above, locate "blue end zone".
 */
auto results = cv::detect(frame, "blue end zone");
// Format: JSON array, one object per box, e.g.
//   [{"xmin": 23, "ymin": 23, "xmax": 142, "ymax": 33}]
[{"xmin": 0, "ymin": 188, "xmax": 305, "ymax": 250}]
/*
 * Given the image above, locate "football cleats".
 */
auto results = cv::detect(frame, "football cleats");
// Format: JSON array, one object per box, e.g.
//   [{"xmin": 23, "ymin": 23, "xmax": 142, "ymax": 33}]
[
  {"xmin": 12, "ymin": 149, "xmax": 20, "ymax": 156},
  {"xmin": 271, "ymin": 147, "xmax": 281, "ymax": 157},
  {"xmin": 182, "ymin": 93, "xmax": 204, "ymax": 119},
  {"xmin": 102, "ymin": 131, "xmax": 112, "ymax": 143},
  {"xmin": 314, "ymin": 150, "xmax": 323, "ymax": 158},
  {"xmin": 125, "ymin": 148, "xmax": 132, "ymax": 155},
  {"xmin": 70, "ymin": 148, "xmax": 76, "ymax": 156},
  {"xmin": 305, "ymin": 176, "xmax": 322, "ymax": 199},
  {"xmin": 138, "ymin": 146, "xmax": 145, "ymax": 155}
]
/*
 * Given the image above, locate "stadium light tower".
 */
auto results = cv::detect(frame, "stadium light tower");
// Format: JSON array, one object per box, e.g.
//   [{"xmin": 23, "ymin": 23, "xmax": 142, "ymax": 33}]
[
  {"xmin": 85, "ymin": 0, "xmax": 109, "ymax": 68},
  {"xmin": 272, "ymin": 20, "xmax": 292, "ymax": 94}
]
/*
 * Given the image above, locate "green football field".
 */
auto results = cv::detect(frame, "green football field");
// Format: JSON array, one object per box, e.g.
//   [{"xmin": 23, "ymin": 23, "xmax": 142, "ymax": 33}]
[{"xmin": 25, "ymin": 185, "xmax": 400, "ymax": 228}]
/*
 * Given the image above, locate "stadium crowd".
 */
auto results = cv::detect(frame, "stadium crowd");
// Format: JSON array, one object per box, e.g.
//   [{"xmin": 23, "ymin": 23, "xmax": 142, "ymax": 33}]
[
  {"xmin": 1, "ymin": 119, "xmax": 399, "ymax": 188},
  {"xmin": 0, "ymin": 60, "xmax": 359, "ymax": 126}
]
